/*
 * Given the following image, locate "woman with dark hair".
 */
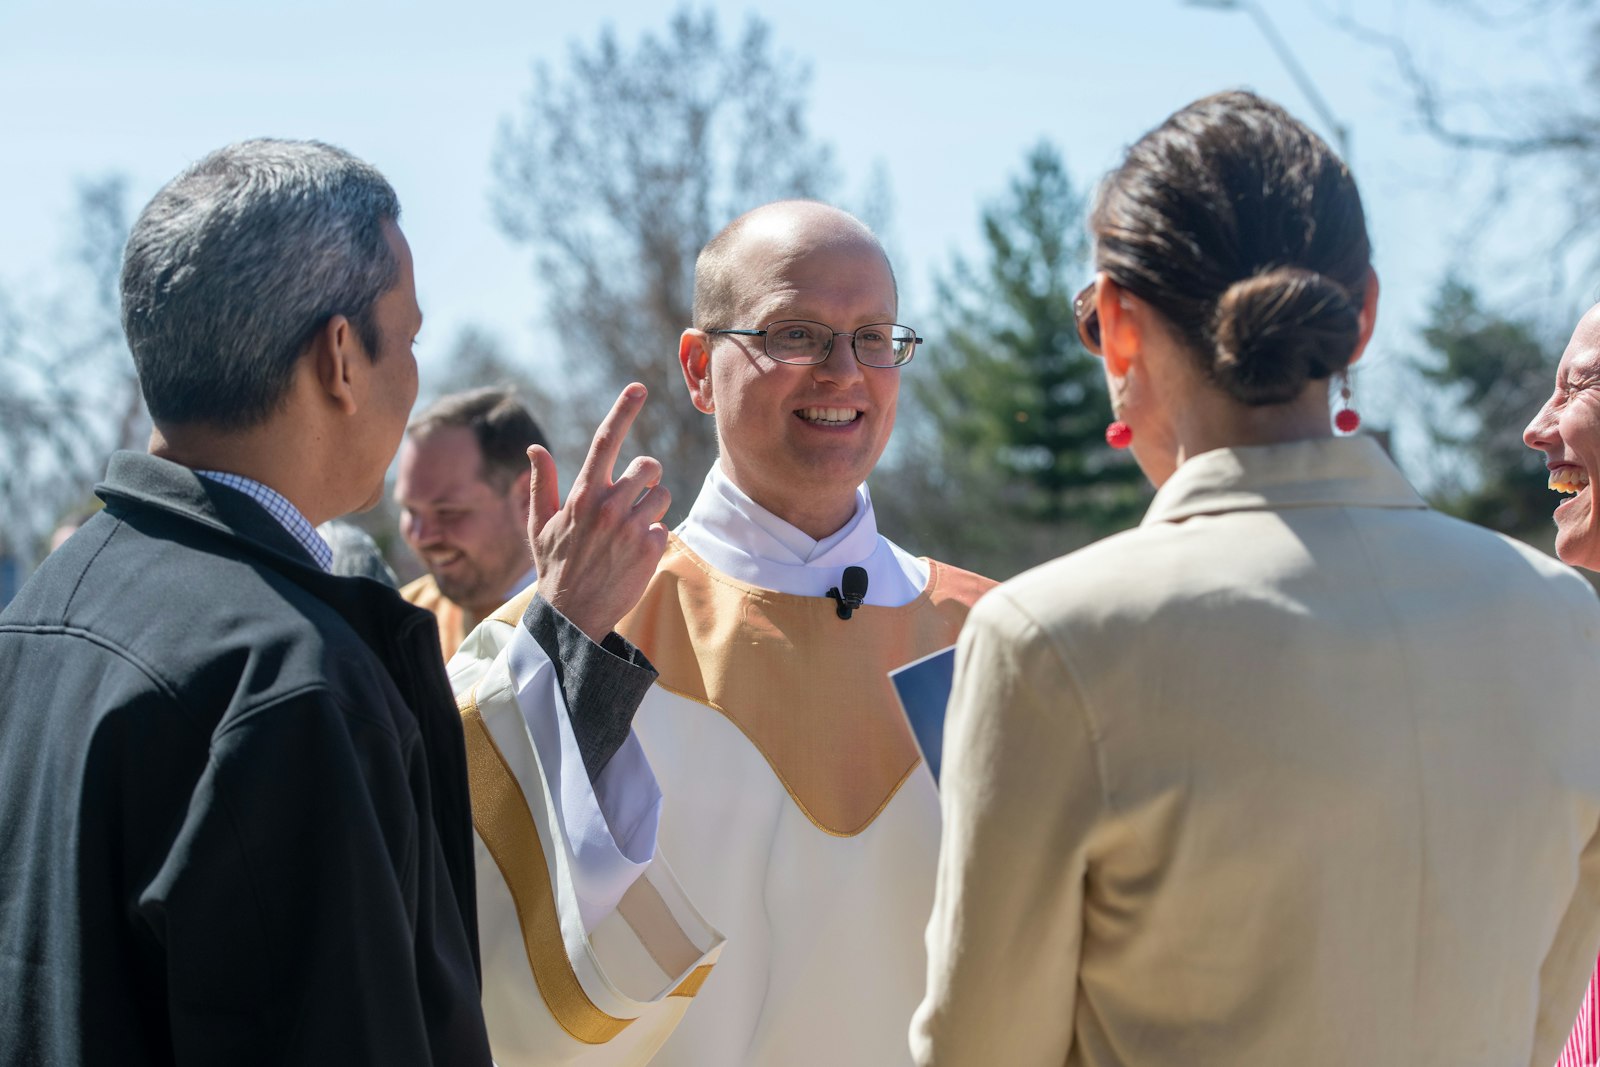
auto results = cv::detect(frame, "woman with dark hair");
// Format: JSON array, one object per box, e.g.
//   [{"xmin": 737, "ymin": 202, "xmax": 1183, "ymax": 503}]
[{"xmin": 911, "ymin": 91, "xmax": 1600, "ymax": 1066}]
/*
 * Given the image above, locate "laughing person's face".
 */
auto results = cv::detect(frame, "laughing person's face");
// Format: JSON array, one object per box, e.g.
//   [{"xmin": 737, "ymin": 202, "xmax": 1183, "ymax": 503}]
[
  {"xmin": 1526, "ymin": 303, "xmax": 1600, "ymax": 571},
  {"xmin": 395, "ymin": 424, "xmax": 532, "ymax": 614}
]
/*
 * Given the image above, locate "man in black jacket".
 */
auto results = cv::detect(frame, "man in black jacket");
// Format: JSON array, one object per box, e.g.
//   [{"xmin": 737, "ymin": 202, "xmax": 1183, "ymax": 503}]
[{"xmin": 0, "ymin": 140, "xmax": 492, "ymax": 1065}]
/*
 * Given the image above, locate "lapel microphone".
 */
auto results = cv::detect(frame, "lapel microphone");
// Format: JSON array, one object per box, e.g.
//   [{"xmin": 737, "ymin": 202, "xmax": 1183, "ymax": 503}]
[{"xmin": 827, "ymin": 566, "xmax": 869, "ymax": 620}]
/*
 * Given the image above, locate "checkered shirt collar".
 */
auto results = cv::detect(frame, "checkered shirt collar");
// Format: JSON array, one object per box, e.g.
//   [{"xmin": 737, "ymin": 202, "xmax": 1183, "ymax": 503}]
[{"xmin": 194, "ymin": 470, "xmax": 333, "ymax": 572}]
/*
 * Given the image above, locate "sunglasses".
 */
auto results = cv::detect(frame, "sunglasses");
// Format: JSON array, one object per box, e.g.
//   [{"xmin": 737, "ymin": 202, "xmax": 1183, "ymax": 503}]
[{"xmin": 1074, "ymin": 279, "xmax": 1102, "ymax": 356}]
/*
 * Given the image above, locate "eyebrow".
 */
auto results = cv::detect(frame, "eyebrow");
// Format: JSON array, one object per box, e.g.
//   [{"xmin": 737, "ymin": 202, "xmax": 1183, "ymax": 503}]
[
  {"xmin": 395, "ymin": 486, "xmax": 485, "ymax": 507},
  {"xmin": 1564, "ymin": 359, "xmax": 1600, "ymax": 386}
]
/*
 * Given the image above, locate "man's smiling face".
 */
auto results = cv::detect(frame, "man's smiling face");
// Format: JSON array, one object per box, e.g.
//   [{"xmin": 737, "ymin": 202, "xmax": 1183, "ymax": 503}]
[
  {"xmin": 394, "ymin": 424, "xmax": 530, "ymax": 613},
  {"xmin": 700, "ymin": 218, "xmax": 901, "ymax": 537},
  {"xmin": 1525, "ymin": 303, "xmax": 1600, "ymax": 571}
]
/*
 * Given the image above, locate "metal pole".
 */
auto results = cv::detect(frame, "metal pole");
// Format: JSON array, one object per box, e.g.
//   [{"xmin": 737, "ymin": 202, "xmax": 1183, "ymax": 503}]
[
  {"xmin": 1184, "ymin": 0, "xmax": 1352, "ymax": 162},
  {"xmin": 1241, "ymin": 2, "xmax": 1351, "ymax": 161}
]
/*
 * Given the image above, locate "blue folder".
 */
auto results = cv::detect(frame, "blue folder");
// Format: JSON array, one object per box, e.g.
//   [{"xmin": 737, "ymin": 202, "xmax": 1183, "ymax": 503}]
[{"xmin": 889, "ymin": 644, "xmax": 957, "ymax": 786}]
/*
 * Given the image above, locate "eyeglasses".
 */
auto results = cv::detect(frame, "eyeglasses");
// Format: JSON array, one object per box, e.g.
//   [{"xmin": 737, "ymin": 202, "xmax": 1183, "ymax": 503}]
[
  {"xmin": 1074, "ymin": 280, "xmax": 1102, "ymax": 355},
  {"xmin": 706, "ymin": 320, "xmax": 923, "ymax": 368}
]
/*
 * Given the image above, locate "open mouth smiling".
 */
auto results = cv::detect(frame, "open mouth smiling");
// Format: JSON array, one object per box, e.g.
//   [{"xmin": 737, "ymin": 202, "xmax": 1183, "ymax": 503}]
[
  {"xmin": 1550, "ymin": 466, "xmax": 1590, "ymax": 495},
  {"xmin": 796, "ymin": 406, "xmax": 862, "ymax": 427},
  {"xmin": 424, "ymin": 548, "xmax": 466, "ymax": 569}
]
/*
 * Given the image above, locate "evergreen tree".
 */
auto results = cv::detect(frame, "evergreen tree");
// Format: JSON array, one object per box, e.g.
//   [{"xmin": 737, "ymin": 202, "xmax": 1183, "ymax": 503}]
[
  {"xmin": 899, "ymin": 143, "xmax": 1143, "ymax": 576},
  {"xmin": 1413, "ymin": 277, "xmax": 1559, "ymax": 544}
]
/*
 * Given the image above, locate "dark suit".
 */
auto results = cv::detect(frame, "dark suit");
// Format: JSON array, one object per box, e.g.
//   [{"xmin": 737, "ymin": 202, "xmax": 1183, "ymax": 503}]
[{"xmin": 0, "ymin": 452, "xmax": 491, "ymax": 1066}]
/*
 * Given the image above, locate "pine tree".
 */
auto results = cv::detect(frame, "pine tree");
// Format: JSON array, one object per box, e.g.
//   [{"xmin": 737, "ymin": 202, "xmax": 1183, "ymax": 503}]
[
  {"xmin": 1413, "ymin": 277, "xmax": 1559, "ymax": 544},
  {"xmin": 899, "ymin": 143, "xmax": 1144, "ymax": 576}
]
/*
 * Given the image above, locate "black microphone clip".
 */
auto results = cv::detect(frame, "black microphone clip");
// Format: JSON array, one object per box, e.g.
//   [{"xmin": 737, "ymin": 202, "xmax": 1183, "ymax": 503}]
[{"xmin": 827, "ymin": 565, "xmax": 869, "ymax": 620}]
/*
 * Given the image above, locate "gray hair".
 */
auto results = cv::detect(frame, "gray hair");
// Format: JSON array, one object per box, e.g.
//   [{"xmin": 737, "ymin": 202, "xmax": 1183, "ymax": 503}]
[{"xmin": 121, "ymin": 139, "xmax": 402, "ymax": 428}]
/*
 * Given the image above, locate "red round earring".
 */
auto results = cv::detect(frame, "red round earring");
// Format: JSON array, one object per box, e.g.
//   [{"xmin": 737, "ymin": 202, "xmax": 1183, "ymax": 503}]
[
  {"xmin": 1105, "ymin": 421, "xmax": 1134, "ymax": 449},
  {"xmin": 1334, "ymin": 374, "xmax": 1361, "ymax": 434}
]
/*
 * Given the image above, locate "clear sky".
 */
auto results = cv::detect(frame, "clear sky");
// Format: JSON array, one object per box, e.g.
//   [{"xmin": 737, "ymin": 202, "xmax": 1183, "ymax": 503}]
[{"xmin": 1, "ymin": 0, "xmax": 1589, "ymax": 462}]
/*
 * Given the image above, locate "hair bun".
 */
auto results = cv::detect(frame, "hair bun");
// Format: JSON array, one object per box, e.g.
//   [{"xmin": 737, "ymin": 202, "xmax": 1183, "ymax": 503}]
[{"xmin": 1210, "ymin": 267, "xmax": 1360, "ymax": 406}]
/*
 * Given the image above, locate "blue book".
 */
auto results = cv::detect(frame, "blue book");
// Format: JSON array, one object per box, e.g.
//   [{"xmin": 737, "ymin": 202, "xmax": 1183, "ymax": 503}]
[{"xmin": 889, "ymin": 644, "xmax": 957, "ymax": 786}]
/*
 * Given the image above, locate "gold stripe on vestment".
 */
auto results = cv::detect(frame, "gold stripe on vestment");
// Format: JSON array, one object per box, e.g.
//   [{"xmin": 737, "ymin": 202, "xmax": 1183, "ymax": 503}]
[
  {"xmin": 490, "ymin": 586, "xmax": 539, "ymax": 627},
  {"xmin": 670, "ymin": 965, "xmax": 715, "ymax": 998},
  {"xmin": 618, "ymin": 537, "xmax": 996, "ymax": 836},
  {"xmin": 459, "ymin": 689, "xmax": 634, "ymax": 1044}
]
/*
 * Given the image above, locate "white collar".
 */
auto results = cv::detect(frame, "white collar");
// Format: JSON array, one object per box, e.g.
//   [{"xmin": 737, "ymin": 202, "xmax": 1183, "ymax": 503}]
[
  {"xmin": 675, "ymin": 463, "xmax": 928, "ymax": 604},
  {"xmin": 692, "ymin": 461, "xmax": 879, "ymax": 566}
]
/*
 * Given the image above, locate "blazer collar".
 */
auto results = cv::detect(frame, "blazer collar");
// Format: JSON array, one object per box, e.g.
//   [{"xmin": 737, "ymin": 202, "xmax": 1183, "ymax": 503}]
[{"xmin": 1142, "ymin": 436, "xmax": 1426, "ymax": 527}]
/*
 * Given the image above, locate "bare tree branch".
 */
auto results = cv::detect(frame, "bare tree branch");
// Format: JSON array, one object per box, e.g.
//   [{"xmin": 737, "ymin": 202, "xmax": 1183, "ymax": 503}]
[
  {"xmin": 1333, "ymin": 8, "xmax": 1600, "ymax": 154},
  {"xmin": 0, "ymin": 175, "xmax": 139, "ymax": 565},
  {"xmin": 490, "ymin": 8, "xmax": 839, "ymax": 520}
]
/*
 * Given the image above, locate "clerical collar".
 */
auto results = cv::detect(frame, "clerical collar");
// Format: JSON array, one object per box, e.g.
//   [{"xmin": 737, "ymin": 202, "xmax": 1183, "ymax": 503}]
[
  {"xmin": 676, "ymin": 464, "xmax": 928, "ymax": 605},
  {"xmin": 681, "ymin": 463, "xmax": 878, "ymax": 567}
]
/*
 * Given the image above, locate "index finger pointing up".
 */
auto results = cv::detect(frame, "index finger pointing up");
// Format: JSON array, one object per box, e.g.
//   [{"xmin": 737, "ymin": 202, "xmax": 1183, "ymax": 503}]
[{"xmin": 577, "ymin": 383, "xmax": 648, "ymax": 490}]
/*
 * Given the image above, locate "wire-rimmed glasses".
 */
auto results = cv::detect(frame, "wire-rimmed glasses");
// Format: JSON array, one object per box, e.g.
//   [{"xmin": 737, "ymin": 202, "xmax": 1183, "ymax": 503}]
[{"xmin": 706, "ymin": 320, "xmax": 923, "ymax": 368}]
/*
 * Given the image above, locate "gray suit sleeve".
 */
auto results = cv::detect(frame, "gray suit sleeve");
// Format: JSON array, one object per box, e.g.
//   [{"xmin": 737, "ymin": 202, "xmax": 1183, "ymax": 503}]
[{"xmin": 520, "ymin": 594, "xmax": 657, "ymax": 783}]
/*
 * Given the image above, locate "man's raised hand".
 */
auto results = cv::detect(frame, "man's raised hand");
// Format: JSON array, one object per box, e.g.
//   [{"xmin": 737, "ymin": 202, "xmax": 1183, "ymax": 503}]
[{"xmin": 527, "ymin": 383, "xmax": 671, "ymax": 644}]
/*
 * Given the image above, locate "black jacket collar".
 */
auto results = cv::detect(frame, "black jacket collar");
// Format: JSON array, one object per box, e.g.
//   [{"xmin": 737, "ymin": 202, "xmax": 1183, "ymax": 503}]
[{"xmin": 97, "ymin": 450, "xmax": 324, "ymax": 575}]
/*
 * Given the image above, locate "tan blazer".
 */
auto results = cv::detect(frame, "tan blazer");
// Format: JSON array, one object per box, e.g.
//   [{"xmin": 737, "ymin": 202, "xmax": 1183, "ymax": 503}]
[{"xmin": 914, "ymin": 437, "xmax": 1600, "ymax": 1067}]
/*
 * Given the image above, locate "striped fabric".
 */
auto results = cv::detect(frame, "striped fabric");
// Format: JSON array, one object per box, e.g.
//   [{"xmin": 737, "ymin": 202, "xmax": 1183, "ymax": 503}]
[
  {"xmin": 1558, "ymin": 960, "xmax": 1600, "ymax": 1067},
  {"xmin": 195, "ymin": 470, "xmax": 333, "ymax": 572}
]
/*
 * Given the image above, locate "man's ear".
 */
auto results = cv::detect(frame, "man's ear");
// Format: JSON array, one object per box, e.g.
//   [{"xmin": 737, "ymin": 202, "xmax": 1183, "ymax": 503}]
[
  {"xmin": 679, "ymin": 329, "xmax": 715, "ymax": 414},
  {"xmin": 1095, "ymin": 275, "xmax": 1142, "ymax": 380},
  {"xmin": 309, "ymin": 313, "xmax": 362, "ymax": 415}
]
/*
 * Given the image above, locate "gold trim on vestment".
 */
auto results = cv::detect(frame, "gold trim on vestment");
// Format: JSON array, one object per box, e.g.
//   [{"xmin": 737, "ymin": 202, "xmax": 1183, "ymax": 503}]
[
  {"xmin": 648, "ymin": 679, "xmax": 924, "ymax": 838},
  {"xmin": 618, "ymin": 537, "xmax": 995, "ymax": 836},
  {"xmin": 669, "ymin": 965, "xmax": 714, "ymax": 998},
  {"xmin": 459, "ymin": 688, "xmax": 634, "ymax": 1044},
  {"xmin": 490, "ymin": 586, "xmax": 538, "ymax": 628}
]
